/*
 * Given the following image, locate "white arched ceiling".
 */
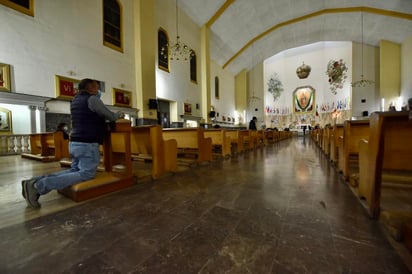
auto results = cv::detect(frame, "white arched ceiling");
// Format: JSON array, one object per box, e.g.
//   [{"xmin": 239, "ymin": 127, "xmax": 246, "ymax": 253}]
[{"xmin": 179, "ymin": 0, "xmax": 412, "ymax": 74}]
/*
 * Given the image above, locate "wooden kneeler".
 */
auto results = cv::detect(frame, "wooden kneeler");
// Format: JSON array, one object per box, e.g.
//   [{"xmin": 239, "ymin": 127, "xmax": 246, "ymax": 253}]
[{"xmin": 59, "ymin": 119, "xmax": 134, "ymax": 202}]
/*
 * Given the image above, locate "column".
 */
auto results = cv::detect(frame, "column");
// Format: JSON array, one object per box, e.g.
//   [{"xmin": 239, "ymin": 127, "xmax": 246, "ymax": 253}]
[
  {"xmin": 28, "ymin": 105, "xmax": 37, "ymax": 133},
  {"xmin": 380, "ymin": 40, "xmax": 401, "ymax": 110},
  {"xmin": 200, "ymin": 25, "xmax": 211, "ymax": 123},
  {"xmin": 37, "ymin": 106, "xmax": 47, "ymax": 132},
  {"xmin": 235, "ymin": 70, "xmax": 247, "ymax": 125},
  {"xmin": 134, "ymin": 0, "xmax": 157, "ymax": 125}
]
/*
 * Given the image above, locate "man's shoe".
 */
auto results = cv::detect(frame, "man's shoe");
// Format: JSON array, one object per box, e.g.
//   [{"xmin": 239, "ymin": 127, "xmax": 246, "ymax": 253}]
[
  {"xmin": 23, "ymin": 180, "xmax": 41, "ymax": 208},
  {"xmin": 21, "ymin": 180, "xmax": 26, "ymax": 199},
  {"xmin": 21, "ymin": 178, "xmax": 38, "ymax": 199}
]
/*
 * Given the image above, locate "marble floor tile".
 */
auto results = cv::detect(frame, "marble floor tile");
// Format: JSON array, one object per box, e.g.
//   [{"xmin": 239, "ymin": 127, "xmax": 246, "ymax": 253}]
[{"xmin": 0, "ymin": 138, "xmax": 410, "ymax": 273}]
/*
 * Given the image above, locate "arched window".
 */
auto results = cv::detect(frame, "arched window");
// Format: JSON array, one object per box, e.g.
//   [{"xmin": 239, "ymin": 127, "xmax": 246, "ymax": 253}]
[
  {"xmin": 103, "ymin": 0, "xmax": 123, "ymax": 52},
  {"xmin": 190, "ymin": 51, "xmax": 197, "ymax": 83},
  {"xmin": 0, "ymin": 0, "xmax": 34, "ymax": 16},
  {"xmin": 158, "ymin": 28, "xmax": 169, "ymax": 72},
  {"xmin": 215, "ymin": 76, "xmax": 219, "ymax": 99}
]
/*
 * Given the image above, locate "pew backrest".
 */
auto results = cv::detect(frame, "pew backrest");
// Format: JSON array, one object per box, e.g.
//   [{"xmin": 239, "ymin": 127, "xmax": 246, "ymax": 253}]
[
  {"xmin": 163, "ymin": 128, "xmax": 212, "ymax": 162},
  {"xmin": 360, "ymin": 111, "xmax": 412, "ymax": 217},
  {"xmin": 131, "ymin": 125, "xmax": 177, "ymax": 178},
  {"xmin": 226, "ymin": 130, "xmax": 244, "ymax": 153}
]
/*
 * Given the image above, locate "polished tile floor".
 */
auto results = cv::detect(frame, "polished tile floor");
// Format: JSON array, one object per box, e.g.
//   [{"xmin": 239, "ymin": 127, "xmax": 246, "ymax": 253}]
[{"xmin": 0, "ymin": 138, "xmax": 410, "ymax": 273}]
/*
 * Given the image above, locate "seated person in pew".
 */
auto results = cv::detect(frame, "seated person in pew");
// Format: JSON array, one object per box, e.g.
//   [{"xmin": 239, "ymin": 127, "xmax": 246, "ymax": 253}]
[
  {"xmin": 56, "ymin": 122, "xmax": 70, "ymax": 140},
  {"xmin": 21, "ymin": 78, "xmax": 124, "ymax": 208}
]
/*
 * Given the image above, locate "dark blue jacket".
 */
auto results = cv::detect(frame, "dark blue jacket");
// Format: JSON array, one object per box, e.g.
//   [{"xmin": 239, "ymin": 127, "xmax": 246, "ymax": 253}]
[{"xmin": 70, "ymin": 92, "xmax": 107, "ymax": 144}]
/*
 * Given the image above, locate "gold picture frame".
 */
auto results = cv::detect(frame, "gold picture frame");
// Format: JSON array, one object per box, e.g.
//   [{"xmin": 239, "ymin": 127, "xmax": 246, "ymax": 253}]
[
  {"xmin": 184, "ymin": 103, "xmax": 192, "ymax": 114},
  {"xmin": 112, "ymin": 88, "xmax": 132, "ymax": 107},
  {"xmin": 0, "ymin": 63, "xmax": 11, "ymax": 92},
  {"xmin": 55, "ymin": 75, "xmax": 80, "ymax": 100},
  {"xmin": 0, "ymin": 0, "xmax": 34, "ymax": 16},
  {"xmin": 293, "ymin": 85, "xmax": 315, "ymax": 113},
  {"xmin": 0, "ymin": 107, "xmax": 12, "ymax": 134}
]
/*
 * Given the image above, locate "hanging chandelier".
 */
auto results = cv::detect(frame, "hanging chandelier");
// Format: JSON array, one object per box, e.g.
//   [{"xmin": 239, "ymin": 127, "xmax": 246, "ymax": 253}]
[
  {"xmin": 352, "ymin": 11, "xmax": 374, "ymax": 88},
  {"xmin": 162, "ymin": 0, "xmax": 193, "ymax": 61},
  {"xmin": 248, "ymin": 47, "xmax": 261, "ymax": 103}
]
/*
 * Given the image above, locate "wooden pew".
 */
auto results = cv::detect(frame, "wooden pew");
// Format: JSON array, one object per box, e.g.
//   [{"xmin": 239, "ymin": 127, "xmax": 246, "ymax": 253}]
[
  {"xmin": 162, "ymin": 128, "xmax": 212, "ymax": 164},
  {"xmin": 317, "ymin": 128, "xmax": 324, "ymax": 148},
  {"xmin": 321, "ymin": 125, "xmax": 332, "ymax": 156},
  {"xmin": 256, "ymin": 130, "xmax": 267, "ymax": 146},
  {"xmin": 337, "ymin": 119, "xmax": 370, "ymax": 179},
  {"xmin": 330, "ymin": 124, "xmax": 343, "ymax": 165},
  {"xmin": 265, "ymin": 130, "xmax": 279, "ymax": 143},
  {"xmin": 204, "ymin": 129, "xmax": 231, "ymax": 158},
  {"xmin": 21, "ymin": 131, "xmax": 68, "ymax": 162},
  {"xmin": 279, "ymin": 130, "xmax": 291, "ymax": 141},
  {"xmin": 310, "ymin": 128, "xmax": 316, "ymax": 142},
  {"xmin": 131, "ymin": 125, "xmax": 177, "ymax": 179},
  {"xmin": 58, "ymin": 120, "xmax": 134, "ymax": 202},
  {"xmin": 357, "ymin": 112, "xmax": 412, "ymax": 218},
  {"xmin": 226, "ymin": 130, "xmax": 244, "ymax": 154},
  {"xmin": 239, "ymin": 130, "xmax": 257, "ymax": 150}
]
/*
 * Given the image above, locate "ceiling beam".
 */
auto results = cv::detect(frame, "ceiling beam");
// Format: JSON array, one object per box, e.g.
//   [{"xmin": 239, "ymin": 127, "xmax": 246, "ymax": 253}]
[
  {"xmin": 223, "ymin": 6, "xmax": 412, "ymax": 69},
  {"xmin": 206, "ymin": 0, "xmax": 235, "ymax": 28}
]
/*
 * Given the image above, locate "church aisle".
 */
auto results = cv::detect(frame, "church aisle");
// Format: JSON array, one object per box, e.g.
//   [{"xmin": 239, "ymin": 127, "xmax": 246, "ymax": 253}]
[{"xmin": 0, "ymin": 138, "xmax": 409, "ymax": 273}]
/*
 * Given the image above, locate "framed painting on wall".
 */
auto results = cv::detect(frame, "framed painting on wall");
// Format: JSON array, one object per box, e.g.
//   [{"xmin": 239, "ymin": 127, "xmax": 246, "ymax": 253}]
[
  {"xmin": 55, "ymin": 75, "xmax": 80, "ymax": 100},
  {"xmin": 0, "ymin": 107, "xmax": 12, "ymax": 134},
  {"xmin": 293, "ymin": 86, "xmax": 315, "ymax": 113},
  {"xmin": 113, "ymin": 88, "xmax": 132, "ymax": 107},
  {"xmin": 184, "ymin": 103, "xmax": 192, "ymax": 114},
  {"xmin": 0, "ymin": 63, "xmax": 11, "ymax": 92}
]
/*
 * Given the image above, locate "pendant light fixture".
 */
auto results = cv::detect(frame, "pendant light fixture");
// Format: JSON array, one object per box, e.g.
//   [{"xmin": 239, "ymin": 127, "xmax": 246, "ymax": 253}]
[
  {"xmin": 248, "ymin": 46, "xmax": 261, "ymax": 103},
  {"xmin": 165, "ymin": 0, "xmax": 193, "ymax": 61},
  {"xmin": 352, "ymin": 11, "xmax": 374, "ymax": 88}
]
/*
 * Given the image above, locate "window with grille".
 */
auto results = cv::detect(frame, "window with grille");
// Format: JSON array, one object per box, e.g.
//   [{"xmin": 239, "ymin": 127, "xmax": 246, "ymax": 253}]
[
  {"xmin": 190, "ymin": 51, "xmax": 197, "ymax": 83},
  {"xmin": 103, "ymin": 0, "xmax": 122, "ymax": 52},
  {"xmin": 158, "ymin": 28, "xmax": 169, "ymax": 72}
]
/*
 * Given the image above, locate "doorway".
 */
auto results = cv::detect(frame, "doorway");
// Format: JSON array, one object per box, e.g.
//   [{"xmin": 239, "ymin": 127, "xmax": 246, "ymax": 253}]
[{"xmin": 157, "ymin": 100, "xmax": 170, "ymax": 128}]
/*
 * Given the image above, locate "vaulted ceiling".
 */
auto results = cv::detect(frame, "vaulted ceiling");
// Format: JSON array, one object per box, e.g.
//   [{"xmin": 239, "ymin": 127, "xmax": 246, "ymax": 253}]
[{"xmin": 178, "ymin": 0, "xmax": 412, "ymax": 74}]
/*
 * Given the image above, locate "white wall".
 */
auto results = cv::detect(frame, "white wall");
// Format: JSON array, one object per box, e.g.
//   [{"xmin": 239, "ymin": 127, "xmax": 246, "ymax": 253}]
[
  {"xmin": 401, "ymin": 35, "xmax": 412, "ymax": 102},
  {"xmin": 263, "ymin": 42, "xmax": 353, "ymax": 128},
  {"xmin": 247, "ymin": 63, "xmax": 265, "ymax": 128},
  {"xmin": 351, "ymin": 42, "xmax": 380, "ymax": 116},
  {"xmin": 0, "ymin": 104, "xmax": 31, "ymax": 134},
  {"xmin": 210, "ymin": 60, "xmax": 236, "ymax": 124},
  {"xmin": 154, "ymin": 0, "xmax": 202, "ymax": 121},
  {"xmin": 0, "ymin": 0, "xmax": 135, "ymax": 108}
]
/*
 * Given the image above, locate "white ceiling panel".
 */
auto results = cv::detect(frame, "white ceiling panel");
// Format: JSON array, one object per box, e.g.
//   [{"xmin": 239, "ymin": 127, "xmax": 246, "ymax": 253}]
[{"xmin": 177, "ymin": 0, "xmax": 412, "ymax": 74}]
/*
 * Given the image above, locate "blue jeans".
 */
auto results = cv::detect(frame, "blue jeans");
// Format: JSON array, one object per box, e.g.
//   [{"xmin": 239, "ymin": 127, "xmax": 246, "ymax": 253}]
[{"xmin": 35, "ymin": 142, "xmax": 100, "ymax": 195}]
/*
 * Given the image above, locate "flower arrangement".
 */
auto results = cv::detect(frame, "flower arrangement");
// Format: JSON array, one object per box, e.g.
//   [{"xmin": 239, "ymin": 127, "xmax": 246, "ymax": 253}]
[
  {"xmin": 326, "ymin": 59, "xmax": 348, "ymax": 95},
  {"xmin": 267, "ymin": 73, "xmax": 284, "ymax": 102}
]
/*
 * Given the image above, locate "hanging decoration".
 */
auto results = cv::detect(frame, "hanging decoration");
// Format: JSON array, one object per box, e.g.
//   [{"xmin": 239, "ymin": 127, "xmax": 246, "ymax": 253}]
[
  {"xmin": 267, "ymin": 73, "xmax": 284, "ymax": 102},
  {"xmin": 326, "ymin": 59, "xmax": 348, "ymax": 94},
  {"xmin": 161, "ymin": 0, "xmax": 194, "ymax": 61},
  {"xmin": 296, "ymin": 62, "xmax": 311, "ymax": 79}
]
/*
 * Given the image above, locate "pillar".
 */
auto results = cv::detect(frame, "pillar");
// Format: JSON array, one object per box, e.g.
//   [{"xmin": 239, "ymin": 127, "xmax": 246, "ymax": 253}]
[
  {"xmin": 235, "ymin": 70, "xmax": 247, "ymax": 125},
  {"xmin": 37, "ymin": 106, "xmax": 47, "ymax": 132},
  {"xmin": 200, "ymin": 25, "xmax": 211, "ymax": 123},
  {"xmin": 28, "ymin": 105, "xmax": 37, "ymax": 133},
  {"xmin": 134, "ymin": 0, "xmax": 157, "ymax": 125},
  {"xmin": 380, "ymin": 40, "xmax": 401, "ymax": 110}
]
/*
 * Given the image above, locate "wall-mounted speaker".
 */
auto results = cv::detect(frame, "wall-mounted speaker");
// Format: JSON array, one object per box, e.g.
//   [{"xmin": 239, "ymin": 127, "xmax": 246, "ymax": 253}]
[
  {"xmin": 209, "ymin": 111, "xmax": 216, "ymax": 118},
  {"xmin": 149, "ymin": 99, "xmax": 158, "ymax": 109}
]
